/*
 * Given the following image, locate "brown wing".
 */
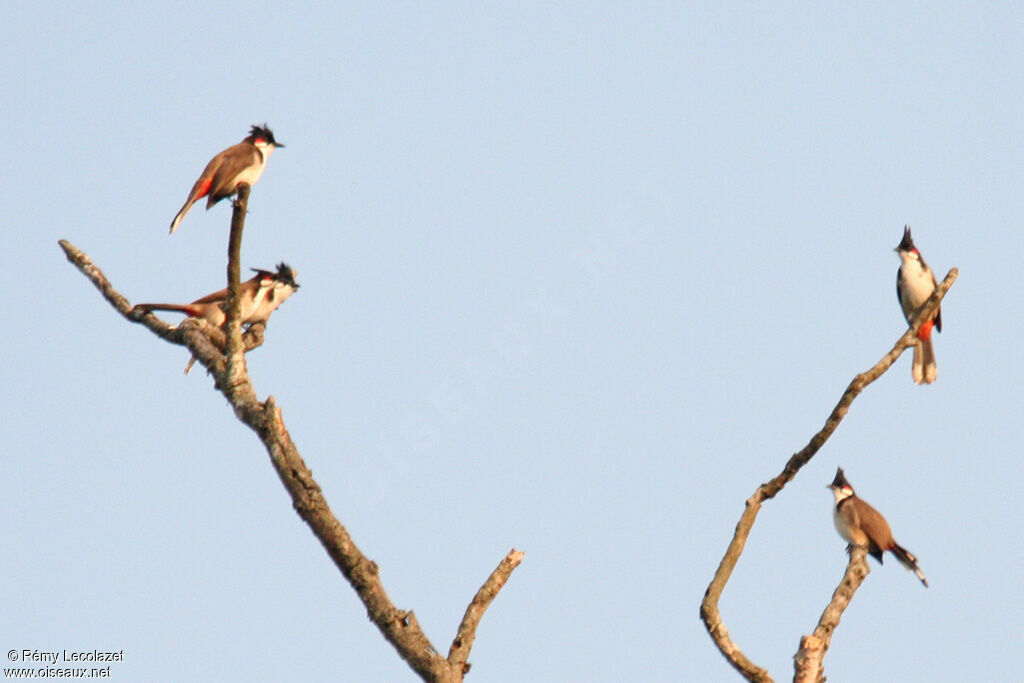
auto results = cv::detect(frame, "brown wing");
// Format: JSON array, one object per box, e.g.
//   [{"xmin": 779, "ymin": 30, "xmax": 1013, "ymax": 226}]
[
  {"xmin": 190, "ymin": 286, "xmax": 230, "ymax": 305},
  {"xmin": 929, "ymin": 268, "xmax": 942, "ymax": 332},
  {"xmin": 854, "ymin": 499, "xmax": 895, "ymax": 557},
  {"xmin": 207, "ymin": 142, "xmax": 261, "ymax": 204},
  {"xmin": 189, "ymin": 276, "xmax": 261, "ymax": 305}
]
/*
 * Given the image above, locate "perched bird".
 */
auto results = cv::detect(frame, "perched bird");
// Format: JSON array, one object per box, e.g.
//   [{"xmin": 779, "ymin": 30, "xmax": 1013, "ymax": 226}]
[
  {"xmin": 135, "ymin": 263, "xmax": 299, "ymax": 327},
  {"xmin": 895, "ymin": 226, "xmax": 941, "ymax": 384},
  {"xmin": 133, "ymin": 263, "xmax": 299, "ymax": 372},
  {"xmin": 828, "ymin": 467, "xmax": 928, "ymax": 587},
  {"xmin": 169, "ymin": 124, "xmax": 284, "ymax": 234}
]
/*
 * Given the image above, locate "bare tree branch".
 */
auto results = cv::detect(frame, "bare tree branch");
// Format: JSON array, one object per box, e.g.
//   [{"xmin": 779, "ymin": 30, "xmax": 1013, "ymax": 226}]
[
  {"xmin": 59, "ymin": 197, "xmax": 522, "ymax": 681},
  {"xmin": 448, "ymin": 549, "xmax": 525, "ymax": 673},
  {"xmin": 58, "ymin": 239, "xmax": 267, "ymax": 374},
  {"xmin": 223, "ymin": 185, "xmax": 249, "ymax": 393},
  {"xmin": 700, "ymin": 269, "xmax": 957, "ymax": 682},
  {"xmin": 793, "ymin": 547, "xmax": 869, "ymax": 683}
]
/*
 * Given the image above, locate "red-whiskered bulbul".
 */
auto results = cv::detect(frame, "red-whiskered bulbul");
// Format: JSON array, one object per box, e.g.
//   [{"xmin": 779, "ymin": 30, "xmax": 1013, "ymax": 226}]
[
  {"xmin": 169, "ymin": 124, "xmax": 284, "ymax": 234},
  {"xmin": 133, "ymin": 263, "xmax": 299, "ymax": 372},
  {"xmin": 828, "ymin": 467, "xmax": 928, "ymax": 587},
  {"xmin": 895, "ymin": 226, "xmax": 941, "ymax": 384},
  {"xmin": 135, "ymin": 262, "xmax": 299, "ymax": 326}
]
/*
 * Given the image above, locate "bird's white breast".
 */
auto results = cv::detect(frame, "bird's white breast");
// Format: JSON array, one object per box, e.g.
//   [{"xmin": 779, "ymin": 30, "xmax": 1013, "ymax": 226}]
[
  {"xmin": 234, "ymin": 143, "xmax": 273, "ymax": 187},
  {"xmin": 899, "ymin": 255, "xmax": 935, "ymax": 309}
]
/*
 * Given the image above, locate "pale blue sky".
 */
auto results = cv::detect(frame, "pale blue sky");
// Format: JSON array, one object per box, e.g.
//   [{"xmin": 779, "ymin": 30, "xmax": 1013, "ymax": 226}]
[{"xmin": 3, "ymin": 3, "xmax": 1023, "ymax": 681}]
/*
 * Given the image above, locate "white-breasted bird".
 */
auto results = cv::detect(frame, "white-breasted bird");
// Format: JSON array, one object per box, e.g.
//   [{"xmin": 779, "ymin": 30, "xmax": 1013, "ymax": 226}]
[
  {"xmin": 169, "ymin": 124, "xmax": 284, "ymax": 234},
  {"xmin": 895, "ymin": 226, "xmax": 942, "ymax": 384},
  {"xmin": 133, "ymin": 263, "xmax": 299, "ymax": 372},
  {"xmin": 828, "ymin": 467, "xmax": 928, "ymax": 587}
]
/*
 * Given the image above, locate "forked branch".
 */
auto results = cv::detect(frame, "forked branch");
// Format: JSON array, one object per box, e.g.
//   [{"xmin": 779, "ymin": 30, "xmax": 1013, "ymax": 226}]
[
  {"xmin": 57, "ymin": 238, "xmax": 267, "ymax": 378},
  {"xmin": 699, "ymin": 269, "xmax": 957, "ymax": 682},
  {"xmin": 59, "ymin": 195, "xmax": 521, "ymax": 682}
]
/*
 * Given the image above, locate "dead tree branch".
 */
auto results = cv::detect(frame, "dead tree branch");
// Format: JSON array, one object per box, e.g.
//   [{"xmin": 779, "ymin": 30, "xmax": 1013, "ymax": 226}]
[
  {"xmin": 700, "ymin": 269, "xmax": 957, "ymax": 683},
  {"xmin": 793, "ymin": 547, "xmax": 869, "ymax": 683},
  {"xmin": 223, "ymin": 185, "xmax": 249, "ymax": 394},
  {"xmin": 58, "ymin": 239, "xmax": 267, "ymax": 376},
  {"xmin": 59, "ymin": 196, "xmax": 521, "ymax": 681},
  {"xmin": 449, "ymin": 549, "xmax": 526, "ymax": 673}
]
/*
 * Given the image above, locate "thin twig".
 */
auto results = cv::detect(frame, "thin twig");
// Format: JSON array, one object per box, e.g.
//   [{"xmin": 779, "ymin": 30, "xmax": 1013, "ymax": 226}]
[
  {"xmin": 700, "ymin": 269, "xmax": 957, "ymax": 682},
  {"xmin": 448, "ymin": 549, "xmax": 525, "ymax": 673}
]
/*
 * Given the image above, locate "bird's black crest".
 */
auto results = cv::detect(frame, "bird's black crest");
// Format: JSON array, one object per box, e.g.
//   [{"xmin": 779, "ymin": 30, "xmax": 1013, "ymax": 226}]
[
  {"xmin": 830, "ymin": 467, "xmax": 850, "ymax": 489},
  {"xmin": 247, "ymin": 123, "xmax": 279, "ymax": 146},
  {"xmin": 252, "ymin": 262, "xmax": 299, "ymax": 289},
  {"xmin": 896, "ymin": 225, "xmax": 916, "ymax": 252},
  {"xmin": 275, "ymin": 262, "xmax": 299, "ymax": 288}
]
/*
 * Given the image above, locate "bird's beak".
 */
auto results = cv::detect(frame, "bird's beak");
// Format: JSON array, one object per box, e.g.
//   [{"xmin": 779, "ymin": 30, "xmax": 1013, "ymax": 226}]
[{"xmin": 275, "ymin": 142, "xmax": 286, "ymax": 148}]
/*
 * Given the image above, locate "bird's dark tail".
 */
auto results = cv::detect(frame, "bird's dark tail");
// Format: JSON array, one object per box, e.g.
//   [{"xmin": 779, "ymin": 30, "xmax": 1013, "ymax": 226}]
[
  {"xmin": 133, "ymin": 303, "xmax": 197, "ymax": 316},
  {"xmin": 890, "ymin": 543, "xmax": 928, "ymax": 587},
  {"xmin": 169, "ymin": 200, "xmax": 194, "ymax": 234}
]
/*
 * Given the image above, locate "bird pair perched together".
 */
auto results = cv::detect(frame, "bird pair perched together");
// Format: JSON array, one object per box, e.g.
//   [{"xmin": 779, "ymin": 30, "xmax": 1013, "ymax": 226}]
[
  {"xmin": 133, "ymin": 125, "xmax": 297, "ymax": 371},
  {"xmin": 830, "ymin": 226, "xmax": 944, "ymax": 587}
]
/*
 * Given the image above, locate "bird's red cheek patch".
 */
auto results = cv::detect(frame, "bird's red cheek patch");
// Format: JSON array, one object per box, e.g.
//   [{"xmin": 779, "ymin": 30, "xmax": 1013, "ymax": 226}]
[{"xmin": 918, "ymin": 319, "xmax": 934, "ymax": 341}]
